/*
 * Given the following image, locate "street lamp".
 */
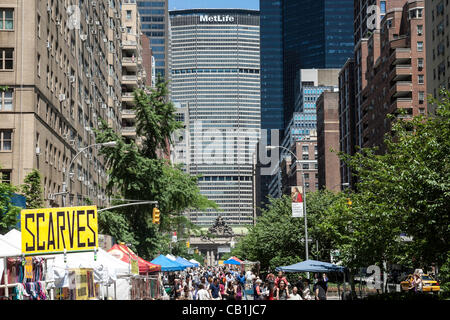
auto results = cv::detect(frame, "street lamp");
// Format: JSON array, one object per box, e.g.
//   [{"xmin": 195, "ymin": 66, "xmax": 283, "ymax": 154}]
[
  {"xmin": 266, "ymin": 145, "xmax": 310, "ymax": 265},
  {"xmin": 62, "ymin": 141, "xmax": 117, "ymax": 207}
]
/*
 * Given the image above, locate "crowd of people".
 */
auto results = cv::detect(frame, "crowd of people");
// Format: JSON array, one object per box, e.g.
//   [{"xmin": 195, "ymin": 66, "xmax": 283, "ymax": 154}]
[{"xmin": 161, "ymin": 265, "xmax": 331, "ymax": 301}]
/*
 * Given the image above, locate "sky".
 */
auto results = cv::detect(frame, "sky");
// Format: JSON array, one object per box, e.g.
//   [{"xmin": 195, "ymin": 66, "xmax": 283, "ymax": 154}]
[{"xmin": 169, "ymin": 0, "xmax": 259, "ymax": 10}]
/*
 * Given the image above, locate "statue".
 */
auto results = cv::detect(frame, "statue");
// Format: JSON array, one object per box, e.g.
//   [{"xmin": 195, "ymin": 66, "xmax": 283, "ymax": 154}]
[{"xmin": 206, "ymin": 216, "xmax": 234, "ymax": 237}]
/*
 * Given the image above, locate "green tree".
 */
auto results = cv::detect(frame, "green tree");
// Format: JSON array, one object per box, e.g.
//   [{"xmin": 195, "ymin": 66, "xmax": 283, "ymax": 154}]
[
  {"xmin": 0, "ymin": 180, "xmax": 20, "ymax": 234},
  {"xmin": 21, "ymin": 169, "xmax": 44, "ymax": 209},
  {"xmin": 339, "ymin": 92, "xmax": 450, "ymax": 269}
]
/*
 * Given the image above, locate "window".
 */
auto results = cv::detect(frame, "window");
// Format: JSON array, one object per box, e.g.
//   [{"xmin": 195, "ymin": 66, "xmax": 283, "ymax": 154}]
[
  {"xmin": 302, "ymin": 163, "xmax": 309, "ymax": 170},
  {"xmin": 417, "ymin": 41, "xmax": 424, "ymax": 52},
  {"xmin": 417, "ymin": 25, "xmax": 423, "ymax": 36},
  {"xmin": 0, "ymin": 48, "xmax": 13, "ymax": 70},
  {"xmin": 418, "ymin": 58, "xmax": 424, "ymax": 69},
  {"xmin": 0, "ymin": 8, "xmax": 13, "ymax": 30},
  {"xmin": 126, "ymin": 10, "xmax": 132, "ymax": 20},
  {"xmin": 0, "ymin": 129, "xmax": 12, "ymax": 151},
  {"xmin": 418, "ymin": 74, "xmax": 424, "ymax": 84},
  {"xmin": 0, "ymin": 89, "xmax": 12, "ymax": 111},
  {"xmin": 302, "ymin": 154, "xmax": 309, "ymax": 160},
  {"xmin": 418, "ymin": 91, "xmax": 425, "ymax": 102},
  {"xmin": 0, "ymin": 170, "xmax": 11, "ymax": 184}
]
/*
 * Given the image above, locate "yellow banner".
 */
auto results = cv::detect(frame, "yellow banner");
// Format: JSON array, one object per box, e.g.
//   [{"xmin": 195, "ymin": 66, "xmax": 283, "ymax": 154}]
[
  {"xmin": 21, "ymin": 206, "xmax": 98, "ymax": 255},
  {"xmin": 74, "ymin": 268, "xmax": 89, "ymax": 300},
  {"xmin": 131, "ymin": 259, "xmax": 139, "ymax": 275}
]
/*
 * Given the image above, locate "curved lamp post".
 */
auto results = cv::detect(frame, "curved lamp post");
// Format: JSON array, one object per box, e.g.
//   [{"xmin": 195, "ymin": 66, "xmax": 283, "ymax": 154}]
[{"xmin": 62, "ymin": 141, "xmax": 117, "ymax": 207}]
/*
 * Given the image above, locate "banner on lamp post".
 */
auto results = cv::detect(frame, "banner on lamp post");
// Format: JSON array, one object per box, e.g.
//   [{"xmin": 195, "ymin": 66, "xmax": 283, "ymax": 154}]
[{"xmin": 291, "ymin": 186, "xmax": 304, "ymax": 218}]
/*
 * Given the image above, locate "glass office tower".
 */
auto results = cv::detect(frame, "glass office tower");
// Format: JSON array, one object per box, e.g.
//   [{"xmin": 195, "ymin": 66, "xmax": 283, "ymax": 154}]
[
  {"xmin": 169, "ymin": 9, "xmax": 261, "ymax": 227},
  {"xmin": 258, "ymin": 0, "xmax": 353, "ymax": 206},
  {"xmin": 137, "ymin": 0, "xmax": 168, "ymax": 79},
  {"xmin": 282, "ymin": 0, "xmax": 354, "ymax": 128}
]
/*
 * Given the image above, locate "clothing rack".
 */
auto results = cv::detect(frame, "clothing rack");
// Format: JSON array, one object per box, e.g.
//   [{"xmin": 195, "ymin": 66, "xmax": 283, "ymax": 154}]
[{"xmin": 0, "ymin": 254, "xmax": 55, "ymax": 299}]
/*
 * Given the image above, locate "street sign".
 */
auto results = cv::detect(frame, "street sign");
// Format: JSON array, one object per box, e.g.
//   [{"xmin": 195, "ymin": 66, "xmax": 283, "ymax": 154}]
[{"xmin": 21, "ymin": 206, "xmax": 98, "ymax": 255}]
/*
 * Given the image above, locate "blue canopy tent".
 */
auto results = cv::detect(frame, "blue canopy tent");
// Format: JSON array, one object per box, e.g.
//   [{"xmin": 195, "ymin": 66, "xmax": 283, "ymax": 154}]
[
  {"xmin": 176, "ymin": 256, "xmax": 196, "ymax": 268},
  {"xmin": 276, "ymin": 260, "xmax": 345, "ymax": 273},
  {"xmin": 276, "ymin": 260, "xmax": 348, "ymax": 300},
  {"xmin": 223, "ymin": 257, "xmax": 241, "ymax": 265},
  {"xmin": 151, "ymin": 254, "xmax": 186, "ymax": 271}
]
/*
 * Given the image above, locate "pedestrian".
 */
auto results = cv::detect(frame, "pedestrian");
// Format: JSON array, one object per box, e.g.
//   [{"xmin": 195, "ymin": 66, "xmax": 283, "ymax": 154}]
[
  {"xmin": 209, "ymin": 278, "xmax": 222, "ymax": 300},
  {"xmin": 322, "ymin": 273, "xmax": 329, "ymax": 294},
  {"xmin": 302, "ymin": 280, "xmax": 313, "ymax": 300},
  {"xmin": 196, "ymin": 284, "xmax": 211, "ymax": 300},
  {"xmin": 413, "ymin": 271, "xmax": 423, "ymax": 293},
  {"xmin": 225, "ymin": 281, "xmax": 236, "ymax": 300},
  {"xmin": 288, "ymin": 287, "xmax": 302, "ymax": 300},
  {"xmin": 295, "ymin": 275, "xmax": 305, "ymax": 299},
  {"xmin": 275, "ymin": 280, "xmax": 290, "ymax": 300},
  {"xmin": 313, "ymin": 278, "xmax": 327, "ymax": 300},
  {"xmin": 274, "ymin": 271, "xmax": 289, "ymax": 288},
  {"xmin": 219, "ymin": 278, "xmax": 226, "ymax": 300},
  {"xmin": 180, "ymin": 285, "xmax": 193, "ymax": 300},
  {"xmin": 174, "ymin": 279, "xmax": 182, "ymax": 300},
  {"xmin": 235, "ymin": 280, "xmax": 243, "ymax": 300},
  {"xmin": 253, "ymin": 278, "xmax": 263, "ymax": 300}
]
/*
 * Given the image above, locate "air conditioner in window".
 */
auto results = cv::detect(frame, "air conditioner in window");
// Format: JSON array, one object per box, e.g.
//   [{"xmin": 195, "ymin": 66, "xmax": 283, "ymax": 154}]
[
  {"xmin": 78, "ymin": 176, "xmax": 84, "ymax": 182},
  {"xmin": 35, "ymin": 147, "xmax": 41, "ymax": 156},
  {"xmin": 69, "ymin": 140, "xmax": 76, "ymax": 146},
  {"xmin": 69, "ymin": 75, "xmax": 76, "ymax": 83},
  {"xmin": 101, "ymin": 103, "xmax": 107, "ymax": 109},
  {"xmin": 80, "ymin": 34, "xmax": 88, "ymax": 41},
  {"xmin": 46, "ymin": 42, "xmax": 51, "ymax": 50},
  {"xmin": 59, "ymin": 94, "xmax": 66, "ymax": 102}
]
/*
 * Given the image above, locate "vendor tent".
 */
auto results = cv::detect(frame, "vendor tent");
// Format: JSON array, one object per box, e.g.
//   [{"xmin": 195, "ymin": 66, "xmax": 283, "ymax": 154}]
[
  {"xmin": 151, "ymin": 255, "xmax": 185, "ymax": 271},
  {"xmin": 276, "ymin": 259, "xmax": 345, "ymax": 273},
  {"xmin": 108, "ymin": 244, "xmax": 161, "ymax": 274},
  {"xmin": 224, "ymin": 257, "xmax": 242, "ymax": 265},
  {"xmin": 175, "ymin": 256, "xmax": 195, "ymax": 268},
  {"xmin": 189, "ymin": 259, "xmax": 201, "ymax": 267},
  {"xmin": 1, "ymin": 229, "xmax": 132, "ymax": 299}
]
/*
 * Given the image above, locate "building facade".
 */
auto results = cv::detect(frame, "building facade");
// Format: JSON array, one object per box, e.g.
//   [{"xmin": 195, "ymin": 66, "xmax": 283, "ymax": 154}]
[
  {"xmin": 269, "ymin": 69, "xmax": 339, "ymax": 198},
  {"xmin": 361, "ymin": 1, "xmax": 426, "ymax": 151},
  {"xmin": 137, "ymin": 0, "xmax": 168, "ymax": 79},
  {"xmin": 0, "ymin": 0, "xmax": 123, "ymax": 207},
  {"xmin": 338, "ymin": 58, "xmax": 357, "ymax": 188},
  {"xmin": 121, "ymin": 1, "xmax": 147, "ymax": 143},
  {"xmin": 316, "ymin": 91, "xmax": 341, "ymax": 192},
  {"xmin": 169, "ymin": 9, "xmax": 260, "ymax": 227},
  {"xmin": 426, "ymin": 0, "xmax": 450, "ymax": 113}
]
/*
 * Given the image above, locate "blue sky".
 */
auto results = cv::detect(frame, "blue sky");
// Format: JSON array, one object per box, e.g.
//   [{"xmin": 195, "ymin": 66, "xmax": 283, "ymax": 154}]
[{"xmin": 169, "ymin": 0, "xmax": 259, "ymax": 10}]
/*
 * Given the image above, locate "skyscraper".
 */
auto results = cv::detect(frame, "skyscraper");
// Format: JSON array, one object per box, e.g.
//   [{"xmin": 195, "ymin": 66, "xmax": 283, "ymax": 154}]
[
  {"xmin": 137, "ymin": 0, "xmax": 168, "ymax": 79},
  {"xmin": 258, "ymin": 0, "xmax": 353, "ymax": 206},
  {"xmin": 169, "ymin": 9, "xmax": 260, "ymax": 227}
]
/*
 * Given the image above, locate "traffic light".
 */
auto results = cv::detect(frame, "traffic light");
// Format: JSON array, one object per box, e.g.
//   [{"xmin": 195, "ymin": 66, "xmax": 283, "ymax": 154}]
[
  {"xmin": 186, "ymin": 241, "xmax": 190, "ymax": 248},
  {"xmin": 346, "ymin": 198, "xmax": 352, "ymax": 207},
  {"xmin": 152, "ymin": 207, "xmax": 160, "ymax": 224}
]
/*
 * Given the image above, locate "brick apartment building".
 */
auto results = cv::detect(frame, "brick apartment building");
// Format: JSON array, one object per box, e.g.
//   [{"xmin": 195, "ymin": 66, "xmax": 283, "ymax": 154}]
[
  {"xmin": 0, "ymin": 0, "xmax": 123, "ymax": 207},
  {"xmin": 361, "ymin": 0, "xmax": 427, "ymax": 151}
]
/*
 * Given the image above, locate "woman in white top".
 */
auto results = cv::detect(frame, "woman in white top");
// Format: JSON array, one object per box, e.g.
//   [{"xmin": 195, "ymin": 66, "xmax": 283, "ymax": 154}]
[
  {"xmin": 413, "ymin": 272, "xmax": 423, "ymax": 293},
  {"xmin": 196, "ymin": 284, "xmax": 211, "ymax": 300}
]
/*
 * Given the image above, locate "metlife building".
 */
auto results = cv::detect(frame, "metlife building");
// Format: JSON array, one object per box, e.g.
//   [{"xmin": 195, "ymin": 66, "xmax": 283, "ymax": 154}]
[{"xmin": 169, "ymin": 9, "xmax": 260, "ymax": 227}]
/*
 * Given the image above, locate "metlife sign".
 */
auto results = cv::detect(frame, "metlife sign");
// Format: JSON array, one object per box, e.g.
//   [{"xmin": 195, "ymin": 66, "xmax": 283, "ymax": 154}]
[{"xmin": 199, "ymin": 15, "xmax": 236, "ymax": 23}]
